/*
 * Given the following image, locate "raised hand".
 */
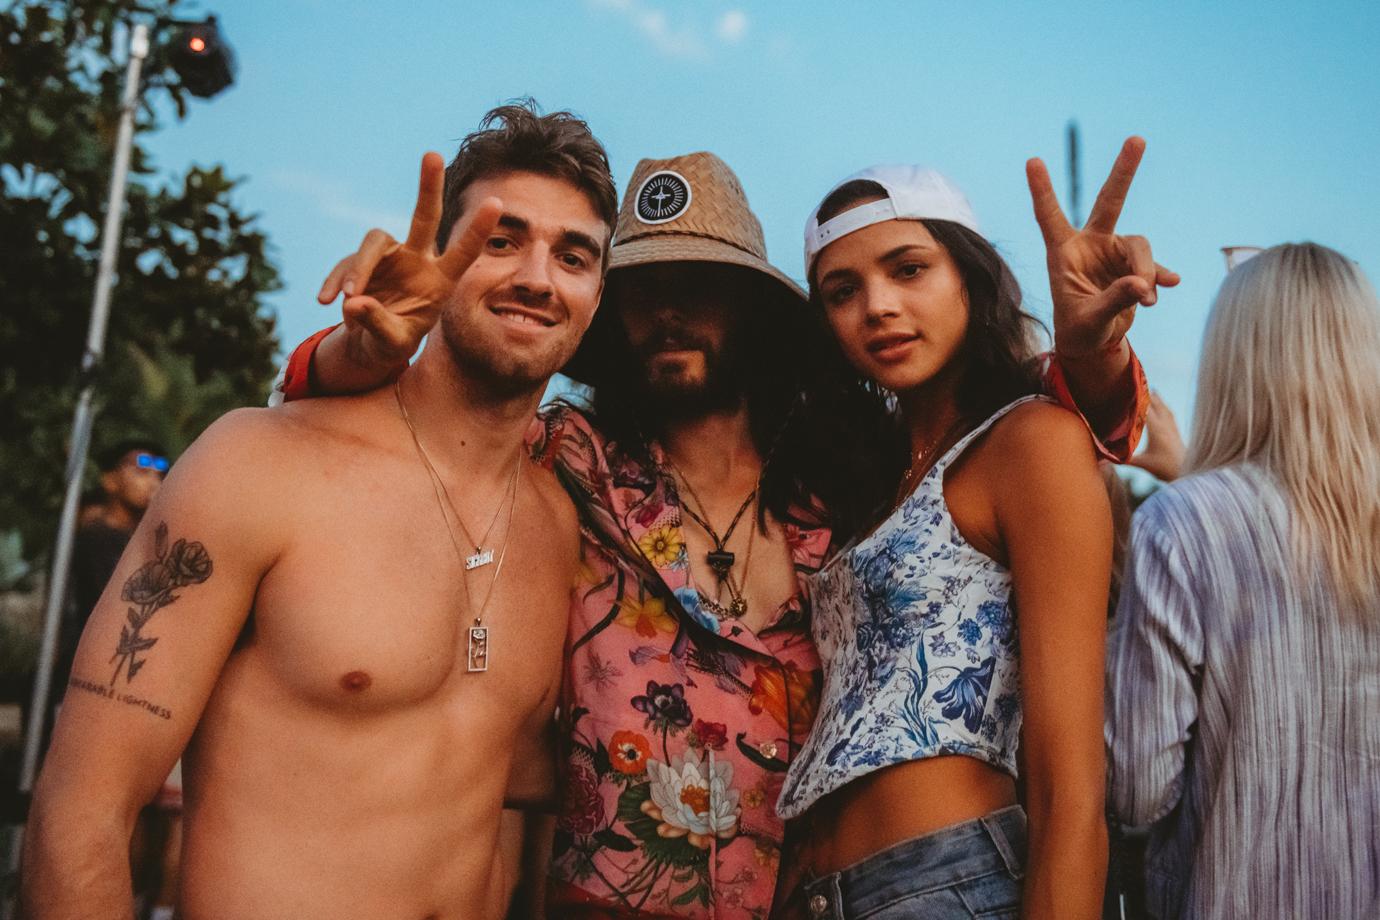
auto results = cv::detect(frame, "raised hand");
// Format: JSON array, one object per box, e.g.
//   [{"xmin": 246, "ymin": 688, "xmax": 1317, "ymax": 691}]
[
  {"xmin": 1026, "ymin": 137, "xmax": 1180, "ymax": 359},
  {"xmin": 316, "ymin": 152, "xmax": 503, "ymax": 370},
  {"xmin": 1127, "ymin": 391, "xmax": 1187, "ymax": 482}
]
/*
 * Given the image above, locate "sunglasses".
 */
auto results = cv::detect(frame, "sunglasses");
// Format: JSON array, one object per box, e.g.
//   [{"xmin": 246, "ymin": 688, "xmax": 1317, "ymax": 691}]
[
  {"xmin": 1221, "ymin": 246, "xmax": 1263, "ymax": 272},
  {"xmin": 132, "ymin": 452, "xmax": 169, "ymax": 473}
]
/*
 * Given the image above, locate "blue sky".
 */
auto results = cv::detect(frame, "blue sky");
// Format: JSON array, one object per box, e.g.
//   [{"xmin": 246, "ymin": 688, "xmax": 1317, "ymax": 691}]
[{"xmin": 142, "ymin": 0, "xmax": 1380, "ymax": 458}]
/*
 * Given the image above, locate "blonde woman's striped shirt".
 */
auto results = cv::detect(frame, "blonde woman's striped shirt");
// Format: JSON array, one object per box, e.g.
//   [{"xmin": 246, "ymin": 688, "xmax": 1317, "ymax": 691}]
[{"xmin": 1107, "ymin": 464, "xmax": 1380, "ymax": 919}]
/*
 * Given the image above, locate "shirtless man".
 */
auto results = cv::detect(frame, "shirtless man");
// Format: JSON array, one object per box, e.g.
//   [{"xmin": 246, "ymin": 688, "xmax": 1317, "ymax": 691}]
[{"xmin": 21, "ymin": 103, "xmax": 618, "ymax": 920}]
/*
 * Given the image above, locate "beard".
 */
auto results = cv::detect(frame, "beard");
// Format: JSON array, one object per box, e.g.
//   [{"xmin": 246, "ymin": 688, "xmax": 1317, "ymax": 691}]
[
  {"xmin": 632, "ymin": 323, "xmax": 745, "ymax": 418},
  {"xmin": 438, "ymin": 289, "xmax": 579, "ymax": 399}
]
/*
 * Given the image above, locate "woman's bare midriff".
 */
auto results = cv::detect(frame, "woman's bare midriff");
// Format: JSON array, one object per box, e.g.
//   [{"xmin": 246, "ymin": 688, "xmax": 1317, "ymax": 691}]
[{"xmin": 795, "ymin": 754, "xmax": 1017, "ymax": 875}]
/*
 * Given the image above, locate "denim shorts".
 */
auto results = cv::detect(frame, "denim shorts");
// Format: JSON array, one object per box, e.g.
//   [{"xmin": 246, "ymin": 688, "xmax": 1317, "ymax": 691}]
[{"xmin": 794, "ymin": 805, "xmax": 1027, "ymax": 919}]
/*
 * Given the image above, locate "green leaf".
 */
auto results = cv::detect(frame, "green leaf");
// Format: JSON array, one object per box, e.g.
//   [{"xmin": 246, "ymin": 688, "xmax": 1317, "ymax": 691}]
[
  {"xmin": 613, "ymin": 783, "xmax": 708, "ymax": 869},
  {"xmin": 592, "ymin": 829, "xmax": 637, "ymax": 852},
  {"xmin": 671, "ymin": 883, "xmax": 710, "ymax": 907},
  {"xmin": 592, "ymin": 739, "xmax": 612, "ymax": 777},
  {"xmin": 736, "ymin": 732, "xmax": 788, "ymax": 772}
]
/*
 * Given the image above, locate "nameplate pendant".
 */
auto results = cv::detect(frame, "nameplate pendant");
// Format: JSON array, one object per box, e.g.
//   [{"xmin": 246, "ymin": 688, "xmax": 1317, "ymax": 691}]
[
  {"xmin": 465, "ymin": 548, "xmax": 494, "ymax": 570},
  {"xmin": 467, "ymin": 626, "xmax": 489, "ymax": 672}
]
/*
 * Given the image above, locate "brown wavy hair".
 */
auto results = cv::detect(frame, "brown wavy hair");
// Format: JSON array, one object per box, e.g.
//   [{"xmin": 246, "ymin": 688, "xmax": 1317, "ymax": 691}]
[
  {"xmin": 802, "ymin": 179, "xmax": 1048, "ymax": 539},
  {"xmin": 436, "ymin": 99, "xmax": 618, "ymax": 256}
]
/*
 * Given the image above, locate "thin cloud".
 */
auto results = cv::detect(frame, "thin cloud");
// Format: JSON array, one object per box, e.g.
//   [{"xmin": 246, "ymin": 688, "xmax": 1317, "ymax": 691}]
[
  {"xmin": 268, "ymin": 169, "xmax": 409, "ymax": 233},
  {"xmin": 716, "ymin": 10, "xmax": 749, "ymax": 44},
  {"xmin": 586, "ymin": 0, "xmax": 706, "ymax": 58}
]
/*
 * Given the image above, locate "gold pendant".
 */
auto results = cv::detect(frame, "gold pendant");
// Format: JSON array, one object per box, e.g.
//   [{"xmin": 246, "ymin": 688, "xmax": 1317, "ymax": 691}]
[
  {"xmin": 729, "ymin": 596, "xmax": 748, "ymax": 619},
  {"xmin": 467, "ymin": 626, "xmax": 489, "ymax": 672}
]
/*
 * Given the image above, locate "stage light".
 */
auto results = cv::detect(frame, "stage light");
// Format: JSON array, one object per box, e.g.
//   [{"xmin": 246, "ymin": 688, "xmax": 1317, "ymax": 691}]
[{"xmin": 168, "ymin": 16, "xmax": 236, "ymax": 99}]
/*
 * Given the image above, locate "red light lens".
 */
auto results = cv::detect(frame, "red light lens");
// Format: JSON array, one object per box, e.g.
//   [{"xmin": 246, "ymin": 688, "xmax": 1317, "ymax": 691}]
[{"xmin": 189, "ymin": 36, "xmax": 206, "ymax": 52}]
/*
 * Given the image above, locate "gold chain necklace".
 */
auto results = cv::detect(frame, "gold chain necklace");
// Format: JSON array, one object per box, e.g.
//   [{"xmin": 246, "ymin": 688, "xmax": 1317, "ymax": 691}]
[
  {"xmin": 897, "ymin": 417, "xmax": 967, "ymax": 501},
  {"xmin": 396, "ymin": 378, "xmax": 519, "ymax": 571},
  {"xmin": 667, "ymin": 463, "xmax": 763, "ymax": 621},
  {"xmin": 698, "ymin": 492, "xmax": 759, "ymax": 620},
  {"xmin": 395, "ymin": 378, "xmax": 521, "ymax": 672},
  {"xmin": 668, "ymin": 461, "xmax": 758, "ymax": 579}
]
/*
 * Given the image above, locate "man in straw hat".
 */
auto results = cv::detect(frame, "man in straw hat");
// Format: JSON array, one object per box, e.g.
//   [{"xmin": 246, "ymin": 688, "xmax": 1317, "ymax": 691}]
[
  {"xmin": 24, "ymin": 102, "xmax": 616, "ymax": 919},
  {"xmin": 277, "ymin": 133, "xmax": 1156, "ymax": 916}
]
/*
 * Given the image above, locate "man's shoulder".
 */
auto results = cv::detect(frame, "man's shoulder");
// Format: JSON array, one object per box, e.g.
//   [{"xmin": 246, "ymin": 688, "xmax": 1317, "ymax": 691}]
[
  {"xmin": 192, "ymin": 404, "xmax": 327, "ymax": 463},
  {"xmin": 257, "ymin": 391, "xmax": 403, "ymax": 453},
  {"xmin": 527, "ymin": 460, "xmax": 579, "ymax": 531},
  {"xmin": 175, "ymin": 401, "xmax": 379, "ymax": 491}
]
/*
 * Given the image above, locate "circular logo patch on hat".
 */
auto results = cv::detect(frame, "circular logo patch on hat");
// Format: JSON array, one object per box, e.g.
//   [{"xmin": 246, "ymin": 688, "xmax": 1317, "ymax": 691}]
[{"xmin": 634, "ymin": 170, "xmax": 692, "ymax": 224}]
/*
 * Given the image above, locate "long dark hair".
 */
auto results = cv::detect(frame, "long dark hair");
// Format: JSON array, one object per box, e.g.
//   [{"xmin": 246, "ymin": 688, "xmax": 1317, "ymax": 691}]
[
  {"xmin": 800, "ymin": 180, "xmax": 1048, "ymax": 539},
  {"xmin": 565, "ymin": 264, "xmax": 829, "ymax": 533}
]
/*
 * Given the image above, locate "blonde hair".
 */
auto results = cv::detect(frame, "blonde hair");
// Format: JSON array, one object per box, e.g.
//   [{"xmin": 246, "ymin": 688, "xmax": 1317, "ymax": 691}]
[{"xmin": 1187, "ymin": 242, "xmax": 1380, "ymax": 608}]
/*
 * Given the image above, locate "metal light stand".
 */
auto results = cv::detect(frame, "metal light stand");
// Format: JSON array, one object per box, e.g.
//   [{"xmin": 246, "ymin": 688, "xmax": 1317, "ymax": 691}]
[{"xmin": 3, "ymin": 21, "xmax": 151, "ymax": 910}]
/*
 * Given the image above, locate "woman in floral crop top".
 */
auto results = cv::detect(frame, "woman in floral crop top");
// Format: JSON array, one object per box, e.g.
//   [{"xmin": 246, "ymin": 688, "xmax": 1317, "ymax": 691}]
[{"xmin": 773, "ymin": 143, "xmax": 1175, "ymax": 919}]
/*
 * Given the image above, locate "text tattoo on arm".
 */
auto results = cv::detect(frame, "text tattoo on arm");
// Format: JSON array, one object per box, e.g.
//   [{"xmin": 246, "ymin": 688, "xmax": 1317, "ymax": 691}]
[{"xmin": 109, "ymin": 521, "xmax": 213, "ymax": 685}]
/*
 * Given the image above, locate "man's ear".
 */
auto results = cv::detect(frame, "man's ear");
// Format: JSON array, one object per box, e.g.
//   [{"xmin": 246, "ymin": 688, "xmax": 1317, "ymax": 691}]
[{"xmin": 99, "ymin": 469, "xmax": 119, "ymax": 497}]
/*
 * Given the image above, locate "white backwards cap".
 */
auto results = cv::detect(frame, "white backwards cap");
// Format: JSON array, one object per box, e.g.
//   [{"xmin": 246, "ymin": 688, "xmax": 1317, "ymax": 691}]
[{"xmin": 804, "ymin": 165, "xmax": 980, "ymax": 273}]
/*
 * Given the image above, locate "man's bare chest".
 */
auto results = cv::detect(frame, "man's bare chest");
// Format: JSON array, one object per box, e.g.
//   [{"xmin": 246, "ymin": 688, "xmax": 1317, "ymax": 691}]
[{"xmin": 244, "ymin": 476, "xmax": 573, "ymax": 716}]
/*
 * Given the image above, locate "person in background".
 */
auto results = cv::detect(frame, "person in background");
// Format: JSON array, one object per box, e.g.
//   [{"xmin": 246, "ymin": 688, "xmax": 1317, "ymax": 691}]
[
  {"xmin": 1107, "ymin": 242, "xmax": 1380, "ymax": 919},
  {"xmin": 1103, "ymin": 387, "xmax": 1188, "ymax": 919},
  {"xmin": 66, "ymin": 440, "xmax": 168, "ymax": 646},
  {"xmin": 54, "ymin": 440, "xmax": 174, "ymax": 920},
  {"xmin": 1126, "ymin": 392, "xmax": 1186, "ymax": 483}
]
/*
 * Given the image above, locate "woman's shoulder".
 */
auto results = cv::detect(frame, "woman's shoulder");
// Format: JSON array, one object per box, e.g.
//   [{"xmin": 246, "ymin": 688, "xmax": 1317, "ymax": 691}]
[
  {"xmin": 950, "ymin": 397, "xmax": 1105, "ymax": 530},
  {"xmin": 1137, "ymin": 464, "xmax": 1282, "ymax": 539},
  {"xmin": 977, "ymin": 396, "xmax": 1095, "ymax": 473}
]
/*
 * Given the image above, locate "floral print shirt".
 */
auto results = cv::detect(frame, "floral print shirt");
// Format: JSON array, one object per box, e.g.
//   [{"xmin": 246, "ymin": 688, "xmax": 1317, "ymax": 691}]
[
  {"xmin": 777, "ymin": 397, "xmax": 1044, "ymax": 820},
  {"xmin": 532, "ymin": 404, "xmax": 828, "ymax": 919}
]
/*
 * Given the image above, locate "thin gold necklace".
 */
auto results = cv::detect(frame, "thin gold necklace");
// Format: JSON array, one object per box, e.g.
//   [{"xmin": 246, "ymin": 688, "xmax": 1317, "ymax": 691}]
[
  {"xmin": 898, "ymin": 417, "xmax": 966, "ymax": 500},
  {"xmin": 698, "ymin": 492, "xmax": 759, "ymax": 620},
  {"xmin": 395, "ymin": 378, "xmax": 519, "ymax": 571},
  {"xmin": 395, "ymin": 377, "xmax": 521, "ymax": 672}
]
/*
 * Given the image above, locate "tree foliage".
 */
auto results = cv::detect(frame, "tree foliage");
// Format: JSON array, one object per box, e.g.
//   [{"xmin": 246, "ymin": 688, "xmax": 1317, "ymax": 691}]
[{"xmin": 0, "ymin": 0, "xmax": 281, "ymax": 574}]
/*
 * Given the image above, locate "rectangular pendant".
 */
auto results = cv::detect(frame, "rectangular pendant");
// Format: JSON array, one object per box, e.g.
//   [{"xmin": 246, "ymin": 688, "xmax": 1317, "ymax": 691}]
[
  {"xmin": 467, "ymin": 626, "xmax": 489, "ymax": 672},
  {"xmin": 465, "ymin": 548, "xmax": 494, "ymax": 570}
]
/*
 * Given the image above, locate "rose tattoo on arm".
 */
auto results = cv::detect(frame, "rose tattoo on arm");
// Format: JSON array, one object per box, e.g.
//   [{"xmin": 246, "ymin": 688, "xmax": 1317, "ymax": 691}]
[{"xmin": 110, "ymin": 522, "xmax": 213, "ymax": 685}]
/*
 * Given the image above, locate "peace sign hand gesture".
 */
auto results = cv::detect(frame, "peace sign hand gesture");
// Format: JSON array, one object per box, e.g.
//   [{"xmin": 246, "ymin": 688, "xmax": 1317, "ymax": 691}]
[
  {"xmin": 315, "ymin": 152, "xmax": 503, "ymax": 371},
  {"xmin": 1026, "ymin": 137, "xmax": 1180, "ymax": 359}
]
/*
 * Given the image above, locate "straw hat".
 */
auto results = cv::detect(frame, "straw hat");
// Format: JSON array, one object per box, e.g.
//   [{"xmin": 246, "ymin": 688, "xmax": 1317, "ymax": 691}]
[{"xmin": 563, "ymin": 151, "xmax": 806, "ymax": 386}]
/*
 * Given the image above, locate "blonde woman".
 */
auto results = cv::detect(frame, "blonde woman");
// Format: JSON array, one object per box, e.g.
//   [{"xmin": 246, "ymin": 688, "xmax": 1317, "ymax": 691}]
[{"xmin": 1107, "ymin": 243, "xmax": 1380, "ymax": 919}]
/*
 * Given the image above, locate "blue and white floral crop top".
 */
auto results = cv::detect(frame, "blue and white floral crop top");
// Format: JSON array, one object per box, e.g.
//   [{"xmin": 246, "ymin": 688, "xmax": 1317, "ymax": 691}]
[{"xmin": 777, "ymin": 396, "xmax": 1046, "ymax": 819}]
